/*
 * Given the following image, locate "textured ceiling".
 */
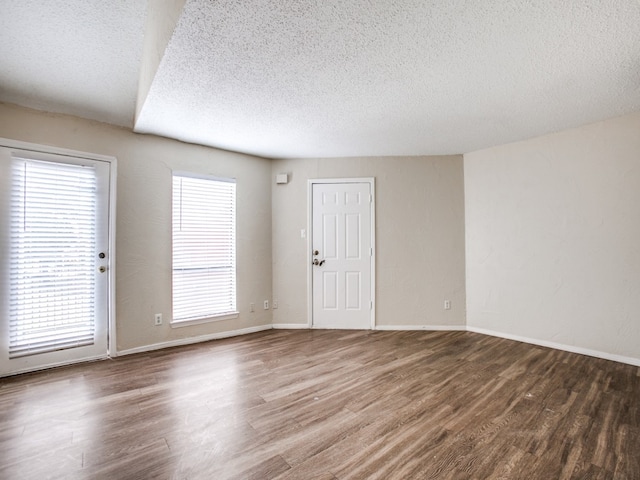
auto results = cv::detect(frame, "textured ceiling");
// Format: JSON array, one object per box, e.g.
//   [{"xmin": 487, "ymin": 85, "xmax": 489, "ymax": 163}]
[
  {"xmin": 2, "ymin": 1, "xmax": 640, "ymax": 158},
  {"xmin": 0, "ymin": 0, "xmax": 146, "ymax": 127}
]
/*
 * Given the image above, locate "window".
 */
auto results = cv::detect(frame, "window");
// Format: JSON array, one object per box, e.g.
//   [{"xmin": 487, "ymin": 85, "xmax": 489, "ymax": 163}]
[{"xmin": 172, "ymin": 173, "xmax": 237, "ymax": 325}]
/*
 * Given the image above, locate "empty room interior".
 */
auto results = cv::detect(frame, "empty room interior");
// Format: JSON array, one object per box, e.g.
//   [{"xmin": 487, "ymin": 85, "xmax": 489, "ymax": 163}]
[{"xmin": 1, "ymin": 1, "xmax": 639, "ymax": 478}]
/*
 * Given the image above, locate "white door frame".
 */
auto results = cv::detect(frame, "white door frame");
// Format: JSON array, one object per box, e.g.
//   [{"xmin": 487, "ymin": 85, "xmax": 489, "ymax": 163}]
[
  {"xmin": 307, "ymin": 178, "xmax": 376, "ymax": 329},
  {"xmin": 0, "ymin": 137, "xmax": 117, "ymax": 363}
]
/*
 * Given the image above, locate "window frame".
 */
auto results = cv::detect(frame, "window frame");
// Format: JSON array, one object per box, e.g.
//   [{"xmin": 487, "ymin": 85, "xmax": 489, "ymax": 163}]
[{"xmin": 171, "ymin": 171, "xmax": 238, "ymax": 328}]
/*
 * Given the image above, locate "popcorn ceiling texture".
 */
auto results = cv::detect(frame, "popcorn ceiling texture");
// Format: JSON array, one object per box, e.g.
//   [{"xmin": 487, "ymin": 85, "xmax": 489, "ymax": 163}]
[
  {"xmin": 0, "ymin": 0, "xmax": 146, "ymax": 127},
  {"xmin": 2, "ymin": 0, "xmax": 640, "ymax": 158},
  {"xmin": 134, "ymin": 0, "xmax": 640, "ymax": 158}
]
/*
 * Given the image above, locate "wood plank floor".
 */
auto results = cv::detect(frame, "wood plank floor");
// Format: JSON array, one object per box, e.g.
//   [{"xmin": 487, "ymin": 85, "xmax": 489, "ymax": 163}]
[{"xmin": 1, "ymin": 330, "xmax": 639, "ymax": 479}]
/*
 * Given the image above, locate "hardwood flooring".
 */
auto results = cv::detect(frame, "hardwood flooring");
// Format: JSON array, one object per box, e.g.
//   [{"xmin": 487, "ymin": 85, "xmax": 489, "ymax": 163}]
[{"xmin": 1, "ymin": 329, "xmax": 639, "ymax": 479}]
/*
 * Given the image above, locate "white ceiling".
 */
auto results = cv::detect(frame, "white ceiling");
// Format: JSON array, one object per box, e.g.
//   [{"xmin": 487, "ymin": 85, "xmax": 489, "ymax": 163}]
[
  {"xmin": 2, "ymin": 0, "xmax": 640, "ymax": 159},
  {"xmin": 0, "ymin": 0, "xmax": 146, "ymax": 127}
]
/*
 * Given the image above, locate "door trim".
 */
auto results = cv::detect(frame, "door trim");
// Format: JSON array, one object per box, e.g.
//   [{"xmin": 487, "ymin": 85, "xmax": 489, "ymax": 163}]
[
  {"xmin": 307, "ymin": 178, "xmax": 376, "ymax": 330},
  {"xmin": 0, "ymin": 137, "xmax": 117, "ymax": 362}
]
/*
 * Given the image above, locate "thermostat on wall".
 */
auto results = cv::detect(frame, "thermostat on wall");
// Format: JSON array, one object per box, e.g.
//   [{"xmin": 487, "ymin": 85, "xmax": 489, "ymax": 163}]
[{"xmin": 276, "ymin": 173, "xmax": 289, "ymax": 184}]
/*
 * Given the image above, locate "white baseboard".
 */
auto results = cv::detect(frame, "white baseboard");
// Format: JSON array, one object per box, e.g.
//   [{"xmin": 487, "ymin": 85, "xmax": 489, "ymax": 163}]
[
  {"xmin": 466, "ymin": 326, "xmax": 640, "ymax": 367},
  {"xmin": 375, "ymin": 324, "xmax": 467, "ymax": 331},
  {"xmin": 274, "ymin": 324, "xmax": 468, "ymax": 332},
  {"xmin": 272, "ymin": 323, "xmax": 310, "ymax": 329},
  {"xmin": 114, "ymin": 322, "xmax": 640, "ymax": 368},
  {"xmin": 115, "ymin": 324, "xmax": 273, "ymax": 357},
  {"xmin": 2, "ymin": 354, "xmax": 109, "ymax": 378}
]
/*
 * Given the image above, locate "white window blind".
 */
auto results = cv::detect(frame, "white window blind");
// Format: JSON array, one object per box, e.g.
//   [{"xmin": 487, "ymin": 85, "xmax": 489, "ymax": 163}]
[
  {"xmin": 172, "ymin": 174, "xmax": 236, "ymax": 322},
  {"xmin": 9, "ymin": 159, "xmax": 97, "ymax": 358}
]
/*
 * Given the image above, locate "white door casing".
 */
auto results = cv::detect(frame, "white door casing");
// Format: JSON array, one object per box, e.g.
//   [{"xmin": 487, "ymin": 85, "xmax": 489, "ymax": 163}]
[
  {"xmin": 310, "ymin": 179, "xmax": 375, "ymax": 329},
  {"xmin": 0, "ymin": 139, "xmax": 115, "ymax": 376}
]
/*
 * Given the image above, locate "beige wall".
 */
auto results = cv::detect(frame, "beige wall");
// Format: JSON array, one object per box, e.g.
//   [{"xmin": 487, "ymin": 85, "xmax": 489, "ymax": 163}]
[
  {"xmin": 271, "ymin": 156, "xmax": 466, "ymax": 328},
  {"xmin": 0, "ymin": 103, "xmax": 273, "ymax": 352},
  {"xmin": 11, "ymin": 98, "xmax": 638, "ymax": 365},
  {"xmin": 464, "ymin": 111, "xmax": 640, "ymax": 362}
]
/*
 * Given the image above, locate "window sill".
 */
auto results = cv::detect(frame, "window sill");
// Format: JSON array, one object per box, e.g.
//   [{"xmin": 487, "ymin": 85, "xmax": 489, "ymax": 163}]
[{"xmin": 170, "ymin": 312, "xmax": 239, "ymax": 328}]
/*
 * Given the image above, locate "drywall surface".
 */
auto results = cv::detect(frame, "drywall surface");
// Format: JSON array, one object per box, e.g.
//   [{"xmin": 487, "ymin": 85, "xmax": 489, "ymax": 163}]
[
  {"xmin": 271, "ymin": 156, "xmax": 466, "ymax": 328},
  {"xmin": 136, "ymin": 0, "xmax": 186, "ymax": 120},
  {"xmin": 465, "ymin": 111, "xmax": 640, "ymax": 362},
  {"xmin": 0, "ymin": 103, "xmax": 272, "ymax": 352}
]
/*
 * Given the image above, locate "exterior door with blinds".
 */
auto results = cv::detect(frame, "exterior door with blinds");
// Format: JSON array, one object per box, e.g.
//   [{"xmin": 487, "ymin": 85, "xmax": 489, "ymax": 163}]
[{"xmin": 0, "ymin": 144, "xmax": 111, "ymax": 376}]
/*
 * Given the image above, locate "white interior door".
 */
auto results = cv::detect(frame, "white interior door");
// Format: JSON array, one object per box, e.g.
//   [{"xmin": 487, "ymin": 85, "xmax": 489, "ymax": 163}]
[
  {"xmin": 311, "ymin": 181, "xmax": 373, "ymax": 329},
  {"xmin": 0, "ymin": 145, "xmax": 111, "ymax": 376}
]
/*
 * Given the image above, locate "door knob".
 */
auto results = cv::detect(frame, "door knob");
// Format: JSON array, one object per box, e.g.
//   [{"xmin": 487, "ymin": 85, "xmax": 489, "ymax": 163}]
[
  {"xmin": 98, "ymin": 252, "xmax": 106, "ymax": 259},
  {"xmin": 313, "ymin": 250, "xmax": 319, "ymax": 256},
  {"xmin": 312, "ymin": 259, "xmax": 325, "ymax": 266}
]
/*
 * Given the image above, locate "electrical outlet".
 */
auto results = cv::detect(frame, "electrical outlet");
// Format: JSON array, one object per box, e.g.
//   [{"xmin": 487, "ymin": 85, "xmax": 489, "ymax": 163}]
[
  {"xmin": 444, "ymin": 300, "xmax": 451, "ymax": 310},
  {"xmin": 250, "ymin": 303, "xmax": 255, "ymax": 312},
  {"xmin": 263, "ymin": 300, "xmax": 269, "ymax": 310},
  {"xmin": 273, "ymin": 300, "xmax": 278, "ymax": 309},
  {"xmin": 154, "ymin": 313, "xmax": 162, "ymax": 325}
]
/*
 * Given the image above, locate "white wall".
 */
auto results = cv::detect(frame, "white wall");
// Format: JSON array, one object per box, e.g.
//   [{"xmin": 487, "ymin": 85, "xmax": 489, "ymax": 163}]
[
  {"xmin": 465, "ymin": 111, "xmax": 640, "ymax": 364},
  {"xmin": 271, "ymin": 156, "xmax": 466, "ymax": 329},
  {"xmin": 0, "ymin": 103, "xmax": 273, "ymax": 352},
  {"xmin": 136, "ymin": 0, "xmax": 186, "ymax": 120}
]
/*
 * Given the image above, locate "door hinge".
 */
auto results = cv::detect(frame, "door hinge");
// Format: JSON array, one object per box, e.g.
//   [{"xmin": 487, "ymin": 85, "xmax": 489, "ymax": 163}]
[{"xmin": 370, "ymin": 301, "xmax": 373, "ymax": 310}]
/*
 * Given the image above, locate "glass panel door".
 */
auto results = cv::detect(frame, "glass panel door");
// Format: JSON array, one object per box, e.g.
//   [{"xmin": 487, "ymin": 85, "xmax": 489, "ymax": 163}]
[{"xmin": 0, "ymin": 146, "xmax": 110, "ymax": 376}]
